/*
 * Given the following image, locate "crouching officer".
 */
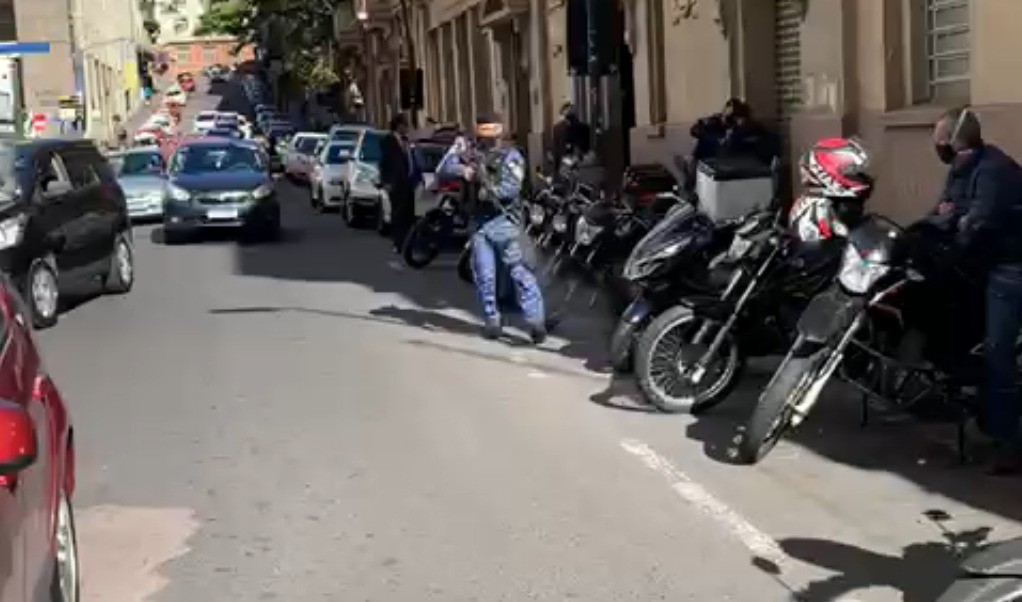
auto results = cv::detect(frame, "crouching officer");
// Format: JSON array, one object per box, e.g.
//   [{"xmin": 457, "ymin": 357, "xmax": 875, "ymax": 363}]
[{"xmin": 438, "ymin": 113, "xmax": 546, "ymax": 343}]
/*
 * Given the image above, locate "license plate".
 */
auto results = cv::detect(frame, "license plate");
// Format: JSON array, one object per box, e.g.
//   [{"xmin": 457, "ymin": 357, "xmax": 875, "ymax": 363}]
[{"xmin": 208, "ymin": 207, "xmax": 238, "ymax": 220}]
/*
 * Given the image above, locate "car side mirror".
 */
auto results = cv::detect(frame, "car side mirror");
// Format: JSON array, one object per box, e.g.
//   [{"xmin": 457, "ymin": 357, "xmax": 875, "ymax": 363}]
[{"xmin": 0, "ymin": 400, "xmax": 37, "ymax": 475}]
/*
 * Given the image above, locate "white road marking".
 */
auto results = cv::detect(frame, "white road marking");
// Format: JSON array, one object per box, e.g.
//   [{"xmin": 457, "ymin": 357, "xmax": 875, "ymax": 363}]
[{"xmin": 620, "ymin": 439, "xmax": 789, "ymax": 567}]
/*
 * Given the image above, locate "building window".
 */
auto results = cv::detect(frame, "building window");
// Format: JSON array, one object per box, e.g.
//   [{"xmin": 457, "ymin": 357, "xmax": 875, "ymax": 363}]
[
  {"xmin": 175, "ymin": 47, "xmax": 190, "ymax": 64},
  {"xmin": 924, "ymin": 0, "xmax": 970, "ymax": 102},
  {"xmin": 173, "ymin": 16, "xmax": 189, "ymax": 34},
  {"xmin": 646, "ymin": 0, "xmax": 666, "ymax": 124},
  {"xmin": 203, "ymin": 46, "xmax": 217, "ymax": 63}
]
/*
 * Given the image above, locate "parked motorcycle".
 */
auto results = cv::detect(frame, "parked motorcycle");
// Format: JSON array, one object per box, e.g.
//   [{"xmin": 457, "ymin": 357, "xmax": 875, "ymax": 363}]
[
  {"xmin": 936, "ymin": 537, "xmax": 1022, "ymax": 601},
  {"xmin": 608, "ymin": 202, "xmax": 735, "ymax": 372},
  {"xmin": 402, "ymin": 179, "xmax": 469, "ymax": 268},
  {"xmin": 736, "ymin": 216, "xmax": 990, "ymax": 464},
  {"xmin": 633, "ymin": 195, "xmax": 855, "ymax": 413}
]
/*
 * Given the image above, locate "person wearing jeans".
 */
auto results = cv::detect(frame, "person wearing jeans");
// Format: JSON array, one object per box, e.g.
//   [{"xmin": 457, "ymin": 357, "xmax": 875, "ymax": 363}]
[
  {"xmin": 933, "ymin": 106, "xmax": 1022, "ymax": 473},
  {"xmin": 439, "ymin": 113, "xmax": 546, "ymax": 343}
]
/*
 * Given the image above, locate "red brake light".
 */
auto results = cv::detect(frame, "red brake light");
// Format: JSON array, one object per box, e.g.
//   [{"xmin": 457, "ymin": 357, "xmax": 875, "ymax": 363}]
[{"xmin": 439, "ymin": 181, "xmax": 461, "ymax": 192}]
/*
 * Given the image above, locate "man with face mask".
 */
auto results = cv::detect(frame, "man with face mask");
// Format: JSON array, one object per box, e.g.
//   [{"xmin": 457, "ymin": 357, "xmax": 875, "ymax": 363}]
[
  {"xmin": 437, "ymin": 113, "xmax": 546, "ymax": 343},
  {"xmin": 931, "ymin": 107, "xmax": 1022, "ymax": 474}
]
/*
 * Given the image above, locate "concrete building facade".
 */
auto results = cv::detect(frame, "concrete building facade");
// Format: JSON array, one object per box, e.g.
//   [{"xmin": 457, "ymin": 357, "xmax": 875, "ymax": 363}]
[
  {"xmin": 343, "ymin": 0, "xmax": 1016, "ymax": 221},
  {"xmin": 69, "ymin": 0, "xmax": 150, "ymax": 140}
]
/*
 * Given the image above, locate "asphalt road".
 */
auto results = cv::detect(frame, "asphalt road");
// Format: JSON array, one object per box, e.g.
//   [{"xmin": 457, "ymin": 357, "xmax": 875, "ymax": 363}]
[{"xmin": 33, "ymin": 82, "xmax": 1022, "ymax": 601}]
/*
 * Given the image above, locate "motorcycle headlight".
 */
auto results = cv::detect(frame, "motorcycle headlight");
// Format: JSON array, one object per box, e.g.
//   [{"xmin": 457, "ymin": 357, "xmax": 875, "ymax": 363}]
[
  {"xmin": 727, "ymin": 234, "xmax": 753, "ymax": 260},
  {"xmin": 838, "ymin": 243, "xmax": 890, "ymax": 294},
  {"xmin": 552, "ymin": 214, "xmax": 568, "ymax": 233},
  {"xmin": 621, "ymin": 240, "xmax": 684, "ymax": 281},
  {"xmin": 166, "ymin": 184, "xmax": 191, "ymax": 202},
  {"xmin": 575, "ymin": 216, "xmax": 603, "ymax": 246},
  {"xmin": 529, "ymin": 205, "xmax": 546, "ymax": 225}
]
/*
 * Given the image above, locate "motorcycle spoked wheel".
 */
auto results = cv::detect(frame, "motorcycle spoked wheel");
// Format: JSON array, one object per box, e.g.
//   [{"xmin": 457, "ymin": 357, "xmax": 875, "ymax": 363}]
[
  {"xmin": 736, "ymin": 347, "xmax": 827, "ymax": 464},
  {"xmin": 634, "ymin": 305, "xmax": 743, "ymax": 414},
  {"xmin": 403, "ymin": 216, "xmax": 443, "ymax": 269}
]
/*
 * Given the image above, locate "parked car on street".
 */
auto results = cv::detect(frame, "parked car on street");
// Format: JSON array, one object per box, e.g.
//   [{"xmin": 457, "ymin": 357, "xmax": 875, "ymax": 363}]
[
  {"xmin": 206, "ymin": 127, "xmax": 243, "ymax": 140},
  {"xmin": 163, "ymin": 85, "xmax": 187, "ymax": 106},
  {"xmin": 177, "ymin": 71, "xmax": 196, "ymax": 92},
  {"xmin": 309, "ymin": 141, "xmax": 355, "ymax": 212},
  {"xmin": 0, "ymin": 270, "xmax": 79, "ymax": 601},
  {"xmin": 107, "ymin": 145, "xmax": 167, "ymax": 221},
  {"xmin": 311, "ymin": 128, "xmax": 384, "ymax": 226},
  {"xmin": 193, "ymin": 111, "xmax": 219, "ymax": 134},
  {"xmin": 284, "ymin": 132, "xmax": 327, "ymax": 183},
  {"xmin": 161, "ymin": 138, "xmax": 282, "ymax": 243},
  {"xmin": 0, "ymin": 138, "xmax": 134, "ymax": 328}
]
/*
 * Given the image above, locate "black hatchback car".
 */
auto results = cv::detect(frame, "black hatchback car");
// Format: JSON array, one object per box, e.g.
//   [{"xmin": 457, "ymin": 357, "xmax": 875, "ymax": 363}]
[
  {"xmin": 0, "ymin": 138, "xmax": 133, "ymax": 328},
  {"xmin": 162, "ymin": 137, "xmax": 281, "ymax": 242}
]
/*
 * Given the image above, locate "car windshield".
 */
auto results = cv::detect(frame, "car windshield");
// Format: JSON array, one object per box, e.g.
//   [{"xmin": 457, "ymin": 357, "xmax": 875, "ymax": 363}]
[
  {"xmin": 196, "ymin": 113, "xmax": 216, "ymax": 122},
  {"xmin": 110, "ymin": 151, "xmax": 164, "ymax": 176},
  {"xmin": 297, "ymin": 137, "xmax": 322, "ymax": 153},
  {"xmin": 414, "ymin": 146, "xmax": 447, "ymax": 173},
  {"xmin": 360, "ymin": 132, "xmax": 383, "ymax": 164},
  {"xmin": 207, "ymin": 129, "xmax": 239, "ymax": 138},
  {"xmin": 172, "ymin": 145, "xmax": 264, "ymax": 174},
  {"xmin": 323, "ymin": 145, "xmax": 353, "ymax": 164},
  {"xmin": 331, "ymin": 130, "xmax": 359, "ymax": 144}
]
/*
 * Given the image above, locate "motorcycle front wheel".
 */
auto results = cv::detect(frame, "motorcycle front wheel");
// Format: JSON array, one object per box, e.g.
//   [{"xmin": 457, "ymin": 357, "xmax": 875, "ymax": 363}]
[
  {"xmin": 403, "ymin": 216, "xmax": 442, "ymax": 269},
  {"xmin": 737, "ymin": 346, "xmax": 826, "ymax": 464},
  {"xmin": 634, "ymin": 305, "xmax": 742, "ymax": 414}
]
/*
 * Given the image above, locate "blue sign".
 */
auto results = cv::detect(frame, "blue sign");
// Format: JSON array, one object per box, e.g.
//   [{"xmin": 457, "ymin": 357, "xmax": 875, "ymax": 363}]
[{"xmin": 0, "ymin": 42, "xmax": 50, "ymax": 56}]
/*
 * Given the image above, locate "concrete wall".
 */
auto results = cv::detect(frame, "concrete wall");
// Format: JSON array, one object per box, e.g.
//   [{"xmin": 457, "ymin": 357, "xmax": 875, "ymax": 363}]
[{"xmin": 15, "ymin": 0, "xmax": 76, "ymax": 115}]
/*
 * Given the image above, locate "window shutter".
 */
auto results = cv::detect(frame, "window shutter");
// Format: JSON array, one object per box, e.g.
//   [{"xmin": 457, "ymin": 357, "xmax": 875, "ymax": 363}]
[{"xmin": 774, "ymin": 0, "xmax": 803, "ymax": 135}]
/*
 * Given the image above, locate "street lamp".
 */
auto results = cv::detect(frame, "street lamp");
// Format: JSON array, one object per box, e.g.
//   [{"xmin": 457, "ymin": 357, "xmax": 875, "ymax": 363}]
[{"xmin": 355, "ymin": 0, "xmax": 368, "ymax": 22}]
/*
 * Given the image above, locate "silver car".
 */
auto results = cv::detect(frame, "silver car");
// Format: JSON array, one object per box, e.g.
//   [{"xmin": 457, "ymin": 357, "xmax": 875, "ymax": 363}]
[{"xmin": 108, "ymin": 146, "xmax": 167, "ymax": 221}]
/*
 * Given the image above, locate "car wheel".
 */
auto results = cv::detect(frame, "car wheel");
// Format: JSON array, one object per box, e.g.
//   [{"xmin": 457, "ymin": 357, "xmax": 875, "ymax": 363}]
[
  {"xmin": 49, "ymin": 492, "xmax": 79, "ymax": 602},
  {"xmin": 103, "ymin": 232, "xmax": 134, "ymax": 295},
  {"xmin": 26, "ymin": 258, "xmax": 59, "ymax": 329}
]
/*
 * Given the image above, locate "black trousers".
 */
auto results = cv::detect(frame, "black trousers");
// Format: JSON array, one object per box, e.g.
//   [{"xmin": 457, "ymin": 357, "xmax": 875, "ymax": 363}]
[{"xmin": 390, "ymin": 187, "xmax": 416, "ymax": 250}]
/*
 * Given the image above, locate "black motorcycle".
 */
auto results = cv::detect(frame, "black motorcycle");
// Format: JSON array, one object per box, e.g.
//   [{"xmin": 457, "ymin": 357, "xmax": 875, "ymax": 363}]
[
  {"xmin": 608, "ymin": 202, "xmax": 734, "ymax": 372},
  {"xmin": 402, "ymin": 179, "xmax": 469, "ymax": 268},
  {"xmin": 936, "ymin": 537, "xmax": 1022, "ymax": 601},
  {"xmin": 737, "ymin": 216, "xmax": 991, "ymax": 464},
  {"xmin": 633, "ymin": 203, "xmax": 850, "ymax": 414}
]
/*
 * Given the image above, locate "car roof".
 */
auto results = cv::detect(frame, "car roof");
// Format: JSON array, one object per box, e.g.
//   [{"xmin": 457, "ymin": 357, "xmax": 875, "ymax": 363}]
[
  {"xmin": 177, "ymin": 137, "xmax": 257, "ymax": 148},
  {"xmin": 107, "ymin": 145, "xmax": 161, "ymax": 157}
]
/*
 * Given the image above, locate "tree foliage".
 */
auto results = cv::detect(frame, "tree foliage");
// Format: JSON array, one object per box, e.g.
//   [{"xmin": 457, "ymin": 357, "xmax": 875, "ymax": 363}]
[{"xmin": 197, "ymin": 0, "xmax": 340, "ymax": 88}]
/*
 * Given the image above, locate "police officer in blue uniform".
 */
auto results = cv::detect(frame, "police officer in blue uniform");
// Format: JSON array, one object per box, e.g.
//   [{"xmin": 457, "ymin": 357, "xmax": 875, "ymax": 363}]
[{"xmin": 438, "ymin": 113, "xmax": 546, "ymax": 343}]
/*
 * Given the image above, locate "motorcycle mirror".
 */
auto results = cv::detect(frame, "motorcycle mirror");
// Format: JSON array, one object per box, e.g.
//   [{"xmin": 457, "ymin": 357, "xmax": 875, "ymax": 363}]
[{"xmin": 907, "ymin": 268, "xmax": 925, "ymax": 282}]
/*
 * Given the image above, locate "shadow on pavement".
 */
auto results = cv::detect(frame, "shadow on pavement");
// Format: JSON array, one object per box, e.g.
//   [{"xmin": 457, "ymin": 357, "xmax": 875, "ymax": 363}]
[
  {"xmin": 232, "ymin": 185, "xmax": 1022, "ymax": 526},
  {"xmin": 754, "ymin": 522, "xmax": 994, "ymax": 602}
]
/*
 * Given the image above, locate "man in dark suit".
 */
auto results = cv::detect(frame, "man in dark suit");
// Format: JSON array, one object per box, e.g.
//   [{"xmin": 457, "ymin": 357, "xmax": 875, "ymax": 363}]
[{"xmin": 379, "ymin": 112, "xmax": 419, "ymax": 252}]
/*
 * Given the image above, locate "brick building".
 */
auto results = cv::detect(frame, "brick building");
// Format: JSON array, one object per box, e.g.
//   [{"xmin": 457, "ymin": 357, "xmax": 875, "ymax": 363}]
[{"xmin": 162, "ymin": 38, "xmax": 255, "ymax": 78}]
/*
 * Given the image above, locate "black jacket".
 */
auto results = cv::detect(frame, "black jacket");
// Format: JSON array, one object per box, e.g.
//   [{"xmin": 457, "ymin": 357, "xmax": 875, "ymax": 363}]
[
  {"xmin": 946, "ymin": 144, "xmax": 1022, "ymax": 266},
  {"xmin": 690, "ymin": 114, "xmax": 778, "ymax": 165},
  {"xmin": 379, "ymin": 133, "xmax": 415, "ymax": 195}
]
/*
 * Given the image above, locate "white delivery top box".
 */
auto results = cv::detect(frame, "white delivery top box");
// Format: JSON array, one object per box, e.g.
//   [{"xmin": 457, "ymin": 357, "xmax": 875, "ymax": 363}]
[{"xmin": 695, "ymin": 157, "xmax": 774, "ymax": 223}]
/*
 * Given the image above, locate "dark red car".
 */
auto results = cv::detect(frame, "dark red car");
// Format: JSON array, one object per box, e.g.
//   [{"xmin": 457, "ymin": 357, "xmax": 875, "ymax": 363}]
[
  {"xmin": 0, "ymin": 276, "xmax": 77, "ymax": 600},
  {"xmin": 177, "ymin": 72, "xmax": 196, "ymax": 93}
]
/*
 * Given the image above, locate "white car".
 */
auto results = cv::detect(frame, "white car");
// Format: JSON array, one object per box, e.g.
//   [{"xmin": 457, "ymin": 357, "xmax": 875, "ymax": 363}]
[
  {"xmin": 193, "ymin": 111, "xmax": 218, "ymax": 134},
  {"xmin": 309, "ymin": 141, "xmax": 356, "ymax": 212},
  {"xmin": 164, "ymin": 84, "xmax": 187, "ymax": 105},
  {"xmin": 310, "ymin": 129, "xmax": 386, "ymax": 226},
  {"xmin": 284, "ymin": 132, "xmax": 327, "ymax": 183}
]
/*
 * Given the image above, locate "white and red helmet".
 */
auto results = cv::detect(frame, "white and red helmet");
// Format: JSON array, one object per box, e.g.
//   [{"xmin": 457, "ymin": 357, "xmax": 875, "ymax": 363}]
[{"xmin": 799, "ymin": 137, "xmax": 874, "ymax": 200}]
